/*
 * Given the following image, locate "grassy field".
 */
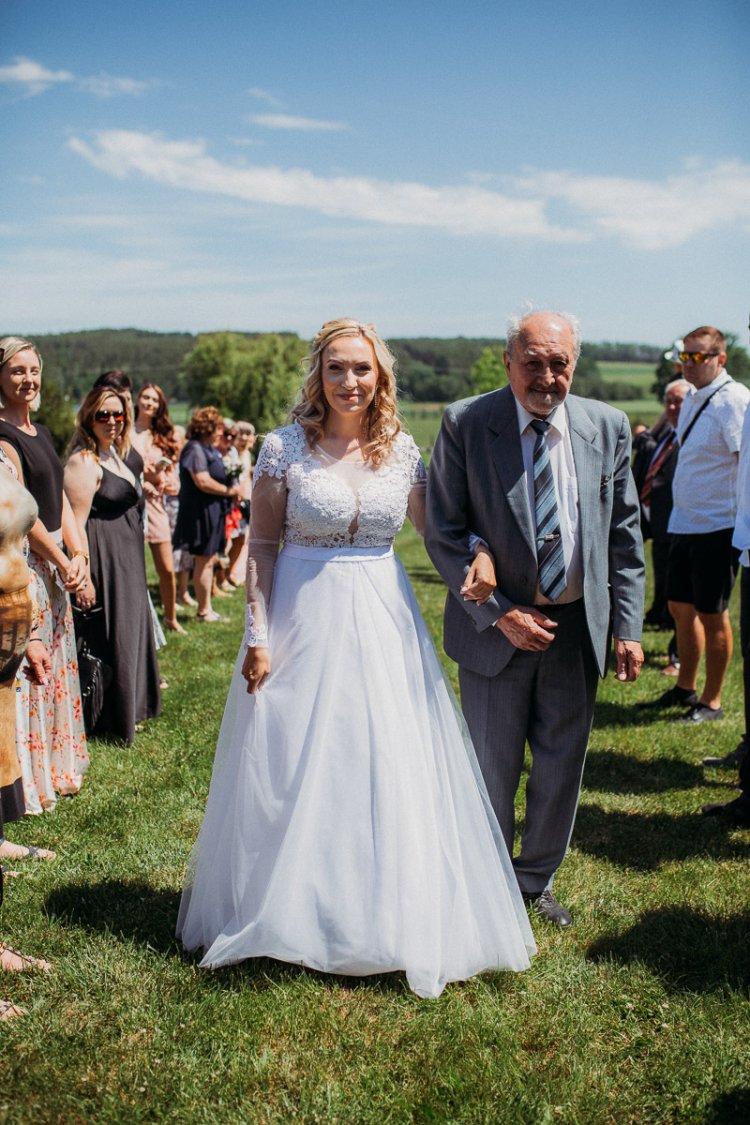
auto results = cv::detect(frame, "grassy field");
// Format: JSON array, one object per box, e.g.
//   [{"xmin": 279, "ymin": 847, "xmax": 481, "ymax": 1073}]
[
  {"xmin": 7, "ymin": 397, "xmax": 747, "ymax": 1122},
  {"xmin": 3, "ymin": 526, "xmax": 749, "ymax": 1124}
]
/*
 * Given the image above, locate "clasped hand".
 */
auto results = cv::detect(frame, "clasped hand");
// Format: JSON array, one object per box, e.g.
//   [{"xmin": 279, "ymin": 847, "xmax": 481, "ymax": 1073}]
[
  {"xmin": 495, "ymin": 606, "xmax": 558, "ymax": 650},
  {"xmin": 460, "ymin": 548, "xmax": 496, "ymax": 606}
]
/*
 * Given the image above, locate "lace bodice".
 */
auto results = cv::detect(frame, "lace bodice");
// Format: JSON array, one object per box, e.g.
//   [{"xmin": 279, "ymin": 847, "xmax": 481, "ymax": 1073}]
[
  {"xmin": 255, "ymin": 423, "xmax": 425, "ymax": 548},
  {"xmin": 245, "ymin": 422, "xmax": 426, "ymax": 645}
]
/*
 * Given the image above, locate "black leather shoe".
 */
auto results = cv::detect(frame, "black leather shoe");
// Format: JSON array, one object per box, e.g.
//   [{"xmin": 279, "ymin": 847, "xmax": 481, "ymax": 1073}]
[
  {"xmin": 679, "ymin": 703, "xmax": 724, "ymax": 724},
  {"xmin": 702, "ymin": 743, "xmax": 747, "ymax": 768},
  {"xmin": 701, "ymin": 795, "xmax": 750, "ymax": 826},
  {"xmin": 524, "ymin": 889, "xmax": 573, "ymax": 927},
  {"xmin": 637, "ymin": 685, "xmax": 698, "ymax": 710}
]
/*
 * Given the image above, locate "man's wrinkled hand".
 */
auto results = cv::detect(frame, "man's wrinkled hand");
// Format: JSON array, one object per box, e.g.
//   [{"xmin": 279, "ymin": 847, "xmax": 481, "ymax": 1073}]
[
  {"xmin": 614, "ymin": 639, "xmax": 644, "ymax": 682},
  {"xmin": 495, "ymin": 606, "xmax": 558, "ymax": 651}
]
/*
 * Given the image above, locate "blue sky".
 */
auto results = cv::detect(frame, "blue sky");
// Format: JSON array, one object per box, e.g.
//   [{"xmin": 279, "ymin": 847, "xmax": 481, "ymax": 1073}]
[{"xmin": 3, "ymin": 0, "xmax": 748, "ymax": 346}]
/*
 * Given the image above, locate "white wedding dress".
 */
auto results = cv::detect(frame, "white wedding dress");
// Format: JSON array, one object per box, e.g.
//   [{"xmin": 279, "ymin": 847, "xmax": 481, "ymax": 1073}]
[{"xmin": 176, "ymin": 422, "xmax": 535, "ymax": 998}]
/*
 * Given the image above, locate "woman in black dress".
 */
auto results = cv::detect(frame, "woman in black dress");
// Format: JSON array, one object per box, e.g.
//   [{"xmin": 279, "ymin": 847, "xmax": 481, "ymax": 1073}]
[
  {"xmin": 173, "ymin": 407, "xmax": 241, "ymax": 623},
  {"xmin": 0, "ymin": 337, "xmax": 89, "ymax": 810},
  {"xmin": 64, "ymin": 388, "xmax": 161, "ymax": 744}
]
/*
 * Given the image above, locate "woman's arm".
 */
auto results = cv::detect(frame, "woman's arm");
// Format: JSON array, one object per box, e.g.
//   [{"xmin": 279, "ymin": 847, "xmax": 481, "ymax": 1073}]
[
  {"xmin": 189, "ymin": 468, "xmax": 241, "ymax": 499},
  {"xmin": 242, "ymin": 463, "xmax": 287, "ymax": 694},
  {"xmin": 63, "ymin": 452, "xmax": 100, "ymax": 605}
]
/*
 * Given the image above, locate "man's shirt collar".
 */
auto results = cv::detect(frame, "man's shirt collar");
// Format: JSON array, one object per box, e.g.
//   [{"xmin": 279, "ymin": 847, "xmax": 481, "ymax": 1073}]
[{"xmin": 514, "ymin": 395, "xmax": 568, "ymax": 439}]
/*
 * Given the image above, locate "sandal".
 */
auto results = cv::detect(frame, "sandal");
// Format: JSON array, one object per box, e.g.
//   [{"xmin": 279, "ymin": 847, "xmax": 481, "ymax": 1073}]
[
  {"xmin": 0, "ymin": 943, "xmax": 52, "ymax": 973},
  {"xmin": 196, "ymin": 611, "xmax": 228, "ymax": 624},
  {"xmin": 0, "ymin": 866, "xmax": 21, "ymax": 878},
  {"xmin": 164, "ymin": 620, "xmax": 187, "ymax": 634},
  {"xmin": 0, "ymin": 999, "xmax": 27, "ymax": 1020},
  {"xmin": 0, "ymin": 842, "xmax": 56, "ymax": 862}
]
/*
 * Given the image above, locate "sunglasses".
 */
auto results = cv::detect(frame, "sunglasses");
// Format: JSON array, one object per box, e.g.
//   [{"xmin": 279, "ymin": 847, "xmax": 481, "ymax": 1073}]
[
  {"xmin": 94, "ymin": 409, "xmax": 125, "ymax": 423},
  {"xmin": 223, "ymin": 429, "xmax": 237, "ymax": 438},
  {"xmin": 678, "ymin": 351, "xmax": 720, "ymax": 365}
]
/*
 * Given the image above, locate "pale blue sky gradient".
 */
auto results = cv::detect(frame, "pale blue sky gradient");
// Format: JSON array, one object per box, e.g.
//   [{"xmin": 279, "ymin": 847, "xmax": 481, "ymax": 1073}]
[{"xmin": 3, "ymin": 0, "xmax": 748, "ymax": 345}]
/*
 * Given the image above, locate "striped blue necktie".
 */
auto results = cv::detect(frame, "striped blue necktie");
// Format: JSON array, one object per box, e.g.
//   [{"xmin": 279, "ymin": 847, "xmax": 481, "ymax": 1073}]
[{"xmin": 530, "ymin": 419, "xmax": 567, "ymax": 602}]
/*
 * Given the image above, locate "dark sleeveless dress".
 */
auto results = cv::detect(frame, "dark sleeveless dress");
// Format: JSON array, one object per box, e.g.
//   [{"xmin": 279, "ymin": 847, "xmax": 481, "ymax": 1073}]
[{"xmin": 85, "ymin": 467, "xmax": 161, "ymax": 743}]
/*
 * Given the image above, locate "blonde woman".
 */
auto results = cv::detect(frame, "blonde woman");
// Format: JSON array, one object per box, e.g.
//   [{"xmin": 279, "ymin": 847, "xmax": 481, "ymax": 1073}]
[
  {"xmin": 0, "ymin": 337, "xmax": 88, "ymax": 812},
  {"xmin": 178, "ymin": 319, "xmax": 534, "ymax": 998}
]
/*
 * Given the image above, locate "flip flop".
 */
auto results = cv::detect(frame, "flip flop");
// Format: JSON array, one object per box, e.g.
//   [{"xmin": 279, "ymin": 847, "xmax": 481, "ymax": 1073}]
[
  {"xmin": 0, "ymin": 843, "xmax": 56, "ymax": 862},
  {"xmin": 0, "ymin": 943, "xmax": 53, "ymax": 973},
  {"xmin": 0, "ymin": 999, "xmax": 27, "ymax": 1019}
]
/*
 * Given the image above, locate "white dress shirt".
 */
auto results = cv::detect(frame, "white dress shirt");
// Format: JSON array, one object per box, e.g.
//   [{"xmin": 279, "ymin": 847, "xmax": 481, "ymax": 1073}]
[
  {"xmin": 515, "ymin": 398, "xmax": 583, "ymax": 605},
  {"xmin": 669, "ymin": 370, "xmax": 750, "ymax": 535},
  {"xmin": 733, "ymin": 403, "xmax": 750, "ymax": 567}
]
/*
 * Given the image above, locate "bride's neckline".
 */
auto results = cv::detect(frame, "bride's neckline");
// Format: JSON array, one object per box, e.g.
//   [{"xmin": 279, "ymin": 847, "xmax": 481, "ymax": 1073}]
[{"xmin": 314, "ymin": 444, "xmax": 368, "ymax": 466}]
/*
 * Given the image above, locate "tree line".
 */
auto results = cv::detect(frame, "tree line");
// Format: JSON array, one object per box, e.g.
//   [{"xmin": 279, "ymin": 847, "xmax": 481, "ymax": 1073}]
[{"xmin": 26, "ymin": 327, "xmax": 750, "ymax": 454}]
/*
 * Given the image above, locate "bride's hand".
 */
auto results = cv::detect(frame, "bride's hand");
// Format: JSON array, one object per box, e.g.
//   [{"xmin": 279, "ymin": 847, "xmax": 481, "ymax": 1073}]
[
  {"xmin": 461, "ymin": 547, "xmax": 496, "ymax": 605},
  {"xmin": 242, "ymin": 646, "xmax": 271, "ymax": 693}
]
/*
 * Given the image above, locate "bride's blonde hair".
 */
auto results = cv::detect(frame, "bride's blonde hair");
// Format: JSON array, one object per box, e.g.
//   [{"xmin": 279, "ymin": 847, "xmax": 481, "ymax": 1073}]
[{"xmin": 289, "ymin": 319, "xmax": 401, "ymax": 467}]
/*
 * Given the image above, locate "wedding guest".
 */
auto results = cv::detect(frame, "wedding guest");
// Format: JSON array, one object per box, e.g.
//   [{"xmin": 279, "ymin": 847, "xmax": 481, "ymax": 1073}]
[
  {"xmin": 132, "ymin": 384, "xmax": 185, "ymax": 633},
  {"xmin": 0, "ymin": 452, "xmax": 55, "ymax": 862},
  {"xmin": 64, "ymin": 387, "xmax": 161, "ymax": 743},
  {"xmin": 0, "ymin": 337, "xmax": 89, "ymax": 812},
  {"xmin": 167, "ymin": 425, "xmax": 196, "ymax": 608},
  {"xmin": 227, "ymin": 421, "xmax": 256, "ymax": 586},
  {"xmin": 172, "ymin": 408, "xmax": 241, "ymax": 623}
]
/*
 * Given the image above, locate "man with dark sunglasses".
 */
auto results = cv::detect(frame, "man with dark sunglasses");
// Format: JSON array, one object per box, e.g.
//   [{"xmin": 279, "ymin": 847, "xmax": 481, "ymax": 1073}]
[{"xmin": 640, "ymin": 326, "xmax": 750, "ymax": 723}]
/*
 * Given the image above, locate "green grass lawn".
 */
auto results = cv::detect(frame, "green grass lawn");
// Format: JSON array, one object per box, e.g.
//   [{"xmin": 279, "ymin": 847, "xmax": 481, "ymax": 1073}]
[{"xmin": 4, "ymin": 522, "xmax": 749, "ymax": 1124}]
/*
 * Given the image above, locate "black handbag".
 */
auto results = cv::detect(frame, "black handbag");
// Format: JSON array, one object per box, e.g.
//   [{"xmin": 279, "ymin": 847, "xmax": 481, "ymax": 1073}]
[{"xmin": 72, "ymin": 606, "xmax": 112, "ymax": 734}]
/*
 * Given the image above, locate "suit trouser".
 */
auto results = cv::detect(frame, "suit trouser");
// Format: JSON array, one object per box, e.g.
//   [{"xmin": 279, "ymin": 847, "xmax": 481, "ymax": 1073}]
[{"xmin": 459, "ymin": 600, "xmax": 599, "ymax": 896}]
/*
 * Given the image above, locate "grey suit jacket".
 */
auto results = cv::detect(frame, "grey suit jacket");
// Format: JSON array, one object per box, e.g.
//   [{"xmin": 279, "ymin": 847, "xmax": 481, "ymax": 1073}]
[{"xmin": 424, "ymin": 387, "xmax": 645, "ymax": 679}]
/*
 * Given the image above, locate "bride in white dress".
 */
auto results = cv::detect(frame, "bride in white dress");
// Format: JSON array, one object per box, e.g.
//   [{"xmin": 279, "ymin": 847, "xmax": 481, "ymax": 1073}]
[{"xmin": 177, "ymin": 319, "xmax": 535, "ymax": 998}]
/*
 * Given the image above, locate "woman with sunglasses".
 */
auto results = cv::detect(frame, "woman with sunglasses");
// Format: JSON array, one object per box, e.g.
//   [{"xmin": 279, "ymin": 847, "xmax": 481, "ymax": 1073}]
[
  {"xmin": 0, "ymin": 336, "xmax": 89, "ymax": 812},
  {"xmin": 64, "ymin": 388, "xmax": 161, "ymax": 743}
]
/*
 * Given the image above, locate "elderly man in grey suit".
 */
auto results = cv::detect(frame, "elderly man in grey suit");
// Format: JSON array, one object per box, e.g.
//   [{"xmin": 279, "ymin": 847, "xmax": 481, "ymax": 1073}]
[{"xmin": 425, "ymin": 310, "xmax": 645, "ymax": 926}]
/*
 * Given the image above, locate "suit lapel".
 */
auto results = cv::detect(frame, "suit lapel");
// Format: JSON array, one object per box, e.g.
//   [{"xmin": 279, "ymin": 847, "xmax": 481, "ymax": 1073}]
[
  {"xmin": 566, "ymin": 397, "xmax": 603, "ymax": 575},
  {"xmin": 488, "ymin": 388, "xmax": 536, "ymax": 558}
]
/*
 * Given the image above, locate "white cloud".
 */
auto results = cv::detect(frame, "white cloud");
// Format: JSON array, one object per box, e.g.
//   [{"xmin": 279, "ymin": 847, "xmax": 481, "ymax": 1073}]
[
  {"xmin": 516, "ymin": 161, "xmax": 750, "ymax": 250},
  {"xmin": 0, "ymin": 56, "xmax": 73, "ymax": 96},
  {"xmin": 247, "ymin": 86, "xmax": 283, "ymax": 108},
  {"xmin": 0, "ymin": 56, "xmax": 151, "ymax": 100},
  {"xmin": 66, "ymin": 129, "xmax": 750, "ymax": 251},
  {"xmin": 79, "ymin": 73, "xmax": 151, "ymax": 98},
  {"xmin": 67, "ymin": 129, "xmax": 580, "ymax": 242},
  {"xmin": 249, "ymin": 113, "xmax": 349, "ymax": 132}
]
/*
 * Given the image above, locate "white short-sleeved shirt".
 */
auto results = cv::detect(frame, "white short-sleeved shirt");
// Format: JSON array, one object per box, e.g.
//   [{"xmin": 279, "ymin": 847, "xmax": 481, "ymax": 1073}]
[
  {"xmin": 669, "ymin": 371, "xmax": 750, "ymax": 535},
  {"xmin": 733, "ymin": 403, "xmax": 750, "ymax": 565}
]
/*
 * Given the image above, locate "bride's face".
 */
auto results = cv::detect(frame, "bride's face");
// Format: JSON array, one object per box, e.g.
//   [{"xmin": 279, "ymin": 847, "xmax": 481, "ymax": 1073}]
[{"xmin": 321, "ymin": 335, "xmax": 378, "ymax": 420}]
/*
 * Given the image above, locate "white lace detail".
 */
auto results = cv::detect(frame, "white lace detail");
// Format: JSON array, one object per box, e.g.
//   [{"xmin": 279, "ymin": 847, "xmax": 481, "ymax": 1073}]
[
  {"xmin": 244, "ymin": 603, "xmax": 268, "ymax": 647},
  {"xmin": 254, "ymin": 423, "xmax": 425, "ymax": 549}
]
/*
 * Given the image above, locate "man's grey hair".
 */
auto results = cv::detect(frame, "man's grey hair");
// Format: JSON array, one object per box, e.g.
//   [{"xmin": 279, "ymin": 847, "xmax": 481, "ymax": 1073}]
[
  {"xmin": 664, "ymin": 378, "xmax": 690, "ymax": 395},
  {"xmin": 506, "ymin": 309, "xmax": 582, "ymax": 362}
]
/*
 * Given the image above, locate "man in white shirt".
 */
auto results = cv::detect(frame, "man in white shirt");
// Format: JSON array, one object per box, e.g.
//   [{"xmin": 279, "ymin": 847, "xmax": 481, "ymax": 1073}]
[
  {"xmin": 426, "ymin": 311, "xmax": 645, "ymax": 926},
  {"xmin": 640, "ymin": 327, "xmax": 750, "ymax": 721}
]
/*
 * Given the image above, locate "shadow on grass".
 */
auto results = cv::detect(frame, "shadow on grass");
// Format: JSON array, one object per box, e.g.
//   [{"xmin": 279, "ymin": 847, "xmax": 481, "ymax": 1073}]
[
  {"xmin": 704, "ymin": 1088, "xmax": 750, "ymax": 1124},
  {"xmin": 45, "ymin": 879, "xmax": 182, "ymax": 954},
  {"xmin": 573, "ymin": 804, "xmax": 750, "ymax": 869},
  {"xmin": 592, "ymin": 700, "xmax": 649, "ymax": 729},
  {"xmin": 404, "ymin": 565, "xmax": 447, "ymax": 587},
  {"xmin": 582, "ymin": 748, "xmax": 704, "ymax": 794},
  {"xmin": 588, "ymin": 905, "xmax": 750, "ymax": 993}
]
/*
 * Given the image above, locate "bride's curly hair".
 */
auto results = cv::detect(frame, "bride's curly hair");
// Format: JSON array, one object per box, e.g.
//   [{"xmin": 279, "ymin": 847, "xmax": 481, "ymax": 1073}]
[{"xmin": 289, "ymin": 319, "xmax": 401, "ymax": 467}]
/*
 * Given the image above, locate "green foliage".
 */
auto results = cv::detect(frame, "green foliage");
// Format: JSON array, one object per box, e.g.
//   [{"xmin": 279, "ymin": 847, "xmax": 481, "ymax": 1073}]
[
  {"xmin": 31, "ymin": 328, "xmax": 196, "ymax": 401},
  {"xmin": 34, "ymin": 376, "xmax": 75, "ymax": 455},
  {"xmin": 470, "ymin": 346, "xmax": 508, "ymax": 395},
  {"xmin": 180, "ymin": 332, "xmax": 307, "ymax": 432}
]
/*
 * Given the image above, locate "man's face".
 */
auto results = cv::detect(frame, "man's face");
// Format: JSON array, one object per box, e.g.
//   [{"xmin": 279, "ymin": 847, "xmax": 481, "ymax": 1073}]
[
  {"xmin": 503, "ymin": 314, "xmax": 576, "ymax": 418},
  {"xmin": 680, "ymin": 333, "xmax": 726, "ymax": 390},
  {"xmin": 664, "ymin": 384, "xmax": 688, "ymax": 427}
]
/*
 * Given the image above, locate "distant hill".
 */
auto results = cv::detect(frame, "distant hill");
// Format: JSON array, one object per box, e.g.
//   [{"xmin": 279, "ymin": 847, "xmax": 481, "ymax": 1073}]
[{"xmin": 25, "ymin": 328, "xmax": 670, "ymax": 405}]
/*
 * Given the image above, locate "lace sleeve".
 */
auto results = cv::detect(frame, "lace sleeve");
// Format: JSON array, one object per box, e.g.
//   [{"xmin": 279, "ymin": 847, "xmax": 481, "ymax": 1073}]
[
  {"xmin": 244, "ymin": 433, "xmax": 288, "ymax": 647},
  {"xmin": 402, "ymin": 435, "xmax": 427, "ymax": 536}
]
